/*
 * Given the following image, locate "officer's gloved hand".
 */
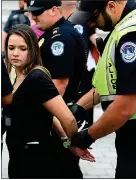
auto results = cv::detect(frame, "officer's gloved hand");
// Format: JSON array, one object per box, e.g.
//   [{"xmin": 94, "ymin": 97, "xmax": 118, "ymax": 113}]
[
  {"xmin": 71, "ymin": 129, "xmax": 95, "ymax": 149},
  {"xmin": 70, "ymin": 104, "xmax": 86, "ymax": 128}
]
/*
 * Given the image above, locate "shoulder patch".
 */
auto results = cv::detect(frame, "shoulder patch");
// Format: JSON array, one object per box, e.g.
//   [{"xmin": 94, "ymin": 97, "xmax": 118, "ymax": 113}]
[
  {"xmin": 120, "ymin": 42, "xmax": 136, "ymax": 63},
  {"xmin": 51, "ymin": 41, "xmax": 64, "ymax": 56},
  {"xmin": 12, "ymin": 14, "xmax": 18, "ymax": 19},
  {"xmin": 74, "ymin": 24, "xmax": 83, "ymax": 35},
  {"xmin": 38, "ymin": 38, "xmax": 45, "ymax": 47}
]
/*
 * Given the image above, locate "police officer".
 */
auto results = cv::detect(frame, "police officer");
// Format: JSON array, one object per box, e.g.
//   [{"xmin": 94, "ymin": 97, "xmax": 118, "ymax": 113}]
[
  {"xmin": 29, "ymin": 0, "xmax": 87, "ymax": 178},
  {"xmin": 61, "ymin": 0, "xmax": 98, "ymax": 128},
  {"xmin": 66, "ymin": 1, "xmax": 97, "ymax": 128},
  {"xmin": 70, "ymin": 0, "xmax": 136, "ymax": 178},
  {"xmin": 2, "ymin": 0, "xmax": 30, "ymax": 52}
]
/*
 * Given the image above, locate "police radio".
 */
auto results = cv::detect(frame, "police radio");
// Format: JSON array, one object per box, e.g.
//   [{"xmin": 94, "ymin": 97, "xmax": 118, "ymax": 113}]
[{"xmin": 96, "ymin": 37, "xmax": 104, "ymax": 56}]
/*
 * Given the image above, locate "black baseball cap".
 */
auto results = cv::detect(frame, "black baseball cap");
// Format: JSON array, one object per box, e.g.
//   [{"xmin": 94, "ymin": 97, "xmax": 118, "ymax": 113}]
[
  {"xmin": 68, "ymin": 0, "xmax": 107, "ymax": 24},
  {"xmin": 29, "ymin": 0, "xmax": 62, "ymax": 12}
]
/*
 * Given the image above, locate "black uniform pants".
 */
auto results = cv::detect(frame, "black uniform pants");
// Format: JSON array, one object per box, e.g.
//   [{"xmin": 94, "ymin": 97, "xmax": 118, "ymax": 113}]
[
  {"xmin": 78, "ymin": 68, "xmax": 95, "ymax": 128},
  {"xmin": 115, "ymin": 120, "xmax": 136, "ymax": 179},
  {"xmin": 7, "ymin": 142, "xmax": 59, "ymax": 179},
  {"xmin": 51, "ymin": 130, "xmax": 83, "ymax": 179}
]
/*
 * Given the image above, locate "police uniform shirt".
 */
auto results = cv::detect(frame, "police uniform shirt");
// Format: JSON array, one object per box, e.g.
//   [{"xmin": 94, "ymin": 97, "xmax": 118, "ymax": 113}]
[
  {"xmin": 3, "ymin": 10, "xmax": 30, "ymax": 33},
  {"xmin": 116, "ymin": 32, "xmax": 136, "ymax": 95},
  {"xmin": 101, "ymin": 0, "xmax": 136, "ymax": 111},
  {"xmin": 39, "ymin": 17, "xmax": 87, "ymax": 102},
  {"xmin": 116, "ymin": 0, "xmax": 136, "ymax": 95},
  {"xmin": 72, "ymin": 22, "xmax": 96, "ymax": 94},
  {"xmin": 73, "ymin": 22, "xmax": 95, "ymax": 50}
]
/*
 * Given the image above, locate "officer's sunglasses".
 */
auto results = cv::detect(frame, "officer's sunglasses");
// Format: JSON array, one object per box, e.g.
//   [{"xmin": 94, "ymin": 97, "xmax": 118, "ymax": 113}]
[
  {"xmin": 31, "ymin": 8, "xmax": 45, "ymax": 16},
  {"xmin": 88, "ymin": 10, "xmax": 101, "ymax": 22}
]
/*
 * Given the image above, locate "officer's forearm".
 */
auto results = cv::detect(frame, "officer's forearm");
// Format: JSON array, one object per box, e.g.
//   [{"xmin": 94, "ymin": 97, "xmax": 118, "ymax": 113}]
[
  {"xmin": 88, "ymin": 95, "xmax": 136, "ymax": 140},
  {"xmin": 77, "ymin": 88, "xmax": 100, "ymax": 110}
]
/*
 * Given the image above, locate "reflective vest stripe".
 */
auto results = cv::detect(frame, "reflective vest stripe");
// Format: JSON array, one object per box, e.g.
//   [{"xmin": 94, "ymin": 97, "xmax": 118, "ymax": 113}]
[{"xmin": 100, "ymin": 95, "xmax": 115, "ymax": 102}]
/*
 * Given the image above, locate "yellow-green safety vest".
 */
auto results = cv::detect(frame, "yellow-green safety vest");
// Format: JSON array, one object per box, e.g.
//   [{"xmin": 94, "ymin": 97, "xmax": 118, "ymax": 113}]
[{"xmin": 92, "ymin": 9, "xmax": 136, "ymax": 120}]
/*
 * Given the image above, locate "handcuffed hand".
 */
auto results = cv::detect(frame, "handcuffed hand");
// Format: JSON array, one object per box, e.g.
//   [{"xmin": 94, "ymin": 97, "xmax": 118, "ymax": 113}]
[{"xmin": 69, "ymin": 147, "xmax": 95, "ymax": 162}]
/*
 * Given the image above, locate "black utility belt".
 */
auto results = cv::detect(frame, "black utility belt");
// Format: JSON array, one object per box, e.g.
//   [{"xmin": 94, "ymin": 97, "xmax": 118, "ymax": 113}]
[{"xmin": 24, "ymin": 141, "xmax": 42, "ymax": 151}]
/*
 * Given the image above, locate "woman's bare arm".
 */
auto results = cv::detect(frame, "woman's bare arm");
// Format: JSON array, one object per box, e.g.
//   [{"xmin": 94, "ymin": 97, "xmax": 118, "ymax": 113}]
[{"xmin": 43, "ymin": 95, "xmax": 78, "ymax": 138}]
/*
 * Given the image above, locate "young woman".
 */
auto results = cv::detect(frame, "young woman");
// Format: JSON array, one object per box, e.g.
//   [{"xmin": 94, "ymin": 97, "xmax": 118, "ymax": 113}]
[{"xmin": 4, "ymin": 24, "xmax": 94, "ymax": 178}]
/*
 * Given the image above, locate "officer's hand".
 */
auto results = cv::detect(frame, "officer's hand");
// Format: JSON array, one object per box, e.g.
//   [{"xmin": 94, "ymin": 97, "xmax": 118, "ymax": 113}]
[
  {"xmin": 69, "ymin": 147, "xmax": 95, "ymax": 162},
  {"xmin": 70, "ymin": 104, "xmax": 86, "ymax": 126},
  {"xmin": 71, "ymin": 129, "xmax": 95, "ymax": 149}
]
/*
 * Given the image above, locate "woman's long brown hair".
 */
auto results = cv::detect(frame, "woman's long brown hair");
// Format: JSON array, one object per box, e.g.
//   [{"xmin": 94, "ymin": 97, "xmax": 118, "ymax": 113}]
[{"xmin": 5, "ymin": 24, "xmax": 44, "ymax": 75}]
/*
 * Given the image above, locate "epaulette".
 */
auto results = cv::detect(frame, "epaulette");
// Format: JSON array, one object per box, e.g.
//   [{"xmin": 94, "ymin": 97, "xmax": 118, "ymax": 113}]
[
  {"xmin": 38, "ymin": 38, "xmax": 45, "ymax": 47},
  {"xmin": 51, "ymin": 27, "xmax": 61, "ymax": 39}
]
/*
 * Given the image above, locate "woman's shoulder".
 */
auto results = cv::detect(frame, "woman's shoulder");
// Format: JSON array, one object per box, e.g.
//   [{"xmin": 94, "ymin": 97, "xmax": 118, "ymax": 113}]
[
  {"xmin": 29, "ymin": 66, "xmax": 51, "ymax": 78},
  {"xmin": 28, "ymin": 66, "xmax": 51, "ymax": 78}
]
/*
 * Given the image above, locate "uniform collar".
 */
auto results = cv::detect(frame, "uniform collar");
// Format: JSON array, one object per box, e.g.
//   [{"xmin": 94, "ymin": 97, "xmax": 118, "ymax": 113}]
[
  {"xmin": 52, "ymin": 17, "xmax": 65, "ymax": 29},
  {"xmin": 120, "ymin": 0, "xmax": 136, "ymax": 20},
  {"xmin": 45, "ymin": 17, "xmax": 65, "ymax": 36}
]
